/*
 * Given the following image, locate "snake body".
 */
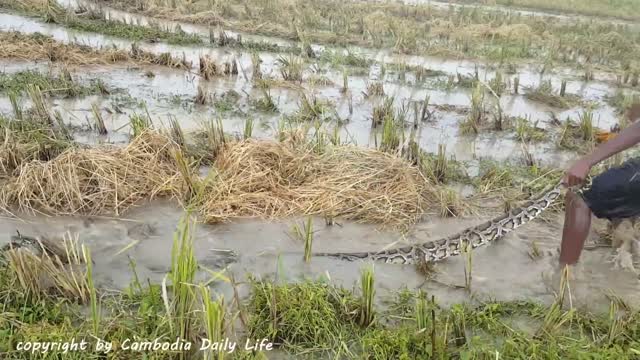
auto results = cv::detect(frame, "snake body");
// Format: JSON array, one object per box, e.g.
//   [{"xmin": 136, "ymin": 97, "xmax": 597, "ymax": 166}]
[
  {"xmin": 1, "ymin": 232, "xmax": 70, "ymax": 264},
  {"xmin": 314, "ymin": 179, "xmax": 590, "ymax": 265}
]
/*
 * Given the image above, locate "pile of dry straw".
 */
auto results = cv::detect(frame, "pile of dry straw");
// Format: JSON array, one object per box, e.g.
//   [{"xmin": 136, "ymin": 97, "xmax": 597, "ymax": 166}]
[
  {"xmin": 197, "ymin": 138, "xmax": 435, "ymax": 226},
  {"xmin": 0, "ymin": 131, "xmax": 184, "ymax": 216},
  {"xmin": 0, "ymin": 130, "xmax": 437, "ymax": 226}
]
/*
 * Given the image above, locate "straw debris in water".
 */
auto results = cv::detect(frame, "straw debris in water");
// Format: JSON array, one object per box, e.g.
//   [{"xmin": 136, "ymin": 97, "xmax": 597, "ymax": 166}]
[{"xmin": 0, "ymin": 31, "xmax": 189, "ymax": 68}]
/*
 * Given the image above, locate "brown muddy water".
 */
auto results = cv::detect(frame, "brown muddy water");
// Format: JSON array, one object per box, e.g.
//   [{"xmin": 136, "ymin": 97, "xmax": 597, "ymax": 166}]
[{"xmin": 1, "ymin": 198, "xmax": 639, "ymax": 315}]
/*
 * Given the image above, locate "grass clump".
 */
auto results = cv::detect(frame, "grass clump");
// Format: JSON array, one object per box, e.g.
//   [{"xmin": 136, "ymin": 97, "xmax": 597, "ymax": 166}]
[
  {"xmin": 287, "ymin": 94, "xmax": 335, "ymax": 123},
  {"xmin": 371, "ymin": 96, "xmax": 395, "ymax": 128},
  {"xmin": 67, "ymin": 13, "xmax": 202, "ymax": 45},
  {"xmin": 276, "ymin": 54, "xmax": 304, "ymax": 82},
  {"xmin": 251, "ymin": 88, "xmax": 278, "ymax": 113},
  {"xmin": 0, "ymin": 70, "xmax": 110, "ymax": 97},
  {"xmin": 358, "ymin": 266, "xmax": 376, "ymax": 327},
  {"xmin": 525, "ymin": 80, "xmax": 580, "ymax": 109},
  {"xmin": 414, "ymin": 145, "xmax": 467, "ymax": 185},
  {"xmin": 365, "ymin": 81, "xmax": 385, "ymax": 97},
  {"xmin": 291, "ymin": 217, "xmax": 314, "ymax": 263},
  {"xmin": 360, "ymin": 327, "xmax": 428, "ymax": 359},
  {"xmin": 473, "ymin": 159, "xmax": 563, "ymax": 203},
  {"xmin": 168, "ymin": 214, "xmax": 199, "ymax": 343},
  {"xmin": 0, "ymin": 107, "xmax": 74, "ymax": 178},
  {"xmin": 606, "ymin": 90, "xmax": 639, "ymax": 115},
  {"xmin": 514, "ymin": 116, "xmax": 546, "ymax": 142},
  {"xmin": 378, "ymin": 114, "xmax": 402, "ymax": 153},
  {"xmin": 557, "ymin": 111, "xmax": 599, "ymax": 152},
  {"xmin": 318, "ymin": 49, "xmax": 371, "ymax": 69},
  {"xmin": 3, "ymin": 232, "xmax": 91, "ymax": 303},
  {"xmin": 0, "ymin": 113, "xmax": 72, "ymax": 178},
  {"xmin": 199, "ymin": 55, "xmax": 221, "ymax": 80},
  {"xmin": 460, "ymin": 83, "xmax": 485, "ymax": 134},
  {"xmin": 0, "ymin": 215, "xmax": 236, "ymax": 359},
  {"xmin": 247, "ymin": 279, "xmax": 358, "ymax": 353},
  {"xmin": 246, "ymin": 279, "xmax": 640, "ymax": 359}
]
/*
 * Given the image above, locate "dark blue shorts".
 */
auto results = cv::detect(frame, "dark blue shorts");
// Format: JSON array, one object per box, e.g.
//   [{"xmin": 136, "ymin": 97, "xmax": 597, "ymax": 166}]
[{"xmin": 579, "ymin": 157, "xmax": 640, "ymax": 220}]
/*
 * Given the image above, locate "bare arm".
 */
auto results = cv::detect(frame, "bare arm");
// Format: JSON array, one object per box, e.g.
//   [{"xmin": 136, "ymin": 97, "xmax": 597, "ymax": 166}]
[{"xmin": 583, "ymin": 114, "xmax": 640, "ymax": 167}]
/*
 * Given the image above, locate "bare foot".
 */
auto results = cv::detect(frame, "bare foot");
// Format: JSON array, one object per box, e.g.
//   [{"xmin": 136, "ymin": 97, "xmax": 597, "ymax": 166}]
[{"xmin": 542, "ymin": 253, "xmax": 585, "ymax": 298}]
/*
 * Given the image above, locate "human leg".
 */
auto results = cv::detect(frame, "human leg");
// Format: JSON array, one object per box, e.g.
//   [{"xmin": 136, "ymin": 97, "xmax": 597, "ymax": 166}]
[
  {"xmin": 560, "ymin": 157, "xmax": 640, "ymax": 266},
  {"xmin": 560, "ymin": 192, "xmax": 592, "ymax": 266}
]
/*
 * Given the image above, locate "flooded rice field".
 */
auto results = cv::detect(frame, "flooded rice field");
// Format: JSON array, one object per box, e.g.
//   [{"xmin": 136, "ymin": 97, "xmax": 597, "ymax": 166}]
[{"xmin": 1, "ymin": 0, "xmax": 639, "ymax": 358}]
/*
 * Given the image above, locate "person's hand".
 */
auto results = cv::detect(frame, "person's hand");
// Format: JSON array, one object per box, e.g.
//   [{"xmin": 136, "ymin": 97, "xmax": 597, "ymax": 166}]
[
  {"xmin": 562, "ymin": 159, "xmax": 591, "ymax": 187},
  {"xmin": 629, "ymin": 102, "xmax": 640, "ymax": 122}
]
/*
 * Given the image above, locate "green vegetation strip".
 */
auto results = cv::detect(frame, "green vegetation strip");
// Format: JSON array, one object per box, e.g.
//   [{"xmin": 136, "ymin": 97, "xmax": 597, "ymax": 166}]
[
  {"xmin": 248, "ymin": 279, "xmax": 640, "ymax": 358},
  {"xmin": 64, "ymin": 15, "xmax": 202, "ymax": 45},
  {"xmin": 0, "ymin": 70, "xmax": 110, "ymax": 97}
]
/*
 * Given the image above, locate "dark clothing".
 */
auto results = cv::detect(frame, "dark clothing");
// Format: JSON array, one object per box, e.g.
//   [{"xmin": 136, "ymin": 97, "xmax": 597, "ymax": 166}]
[{"xmin": 579, "ymin": 157, "xmax": 640, "ymax": 220}]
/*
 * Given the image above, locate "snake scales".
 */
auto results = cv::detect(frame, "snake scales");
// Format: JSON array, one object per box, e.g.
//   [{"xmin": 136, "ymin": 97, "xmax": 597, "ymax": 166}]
[
  {"xmin": 0, "ymin": 232, "xmax": 71, "ymax": 264},
  {"xmin": 313, "ymin": 178, "xmax": 592, "ymax": 265}
]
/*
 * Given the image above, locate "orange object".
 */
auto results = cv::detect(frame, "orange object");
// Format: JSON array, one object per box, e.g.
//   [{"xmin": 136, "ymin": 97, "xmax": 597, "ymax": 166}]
[{"xmin": 595, "ymin": 130, "xmax": 617, "ymax": 143}]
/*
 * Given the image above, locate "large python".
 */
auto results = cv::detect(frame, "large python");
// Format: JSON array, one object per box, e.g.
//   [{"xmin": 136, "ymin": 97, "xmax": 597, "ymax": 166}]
[{"xmin": 313, "ymin": 178, "xmax": 592, "ymax": 265}]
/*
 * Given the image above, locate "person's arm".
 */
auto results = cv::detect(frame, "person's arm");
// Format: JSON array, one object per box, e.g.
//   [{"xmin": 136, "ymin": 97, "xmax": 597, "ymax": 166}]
[
  {"xmin": 584, "ymin": 115, "xmax": 640, "ymax": 165},
  {"xmin": 564, "ymin": 103, "xmax": 640, "ymax": 187}
]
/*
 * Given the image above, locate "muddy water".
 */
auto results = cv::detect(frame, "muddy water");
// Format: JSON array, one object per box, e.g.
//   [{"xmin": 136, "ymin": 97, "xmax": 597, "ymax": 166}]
[
  {"xmin": 0, "ymin": 11, "xmax": 281, "ymax": 74},
  {"xmin": 1, "ymin": 199, "xmax": 638, "ymax": 315},
  {"xmin": 60, "ymin": 0, "xmax": 297, "ymax": 49},
  {"xmin": 0, "ymin": 58, "xmax": 586, "ymax": 168},
  {"xmin": 0, "ymin": 91, "xmax": 577, "ymax": 168},
  {"xmin": 43, "ymin": 0, "xmax": 631, "ymax": 90},
  {"xmin": 0, "ymin": 8, "xmax": 624, "ymax": 102}
]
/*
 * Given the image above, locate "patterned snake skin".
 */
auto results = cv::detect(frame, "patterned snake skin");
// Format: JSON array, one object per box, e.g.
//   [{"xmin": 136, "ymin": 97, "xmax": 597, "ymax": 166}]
[
  {"xmin": 314, "ymin": 177, "xmax": 592, "ymax": 265},
  {"xmin": 0, "ymin": 232, "xmax": 69, "ymax": 263}
]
